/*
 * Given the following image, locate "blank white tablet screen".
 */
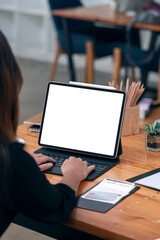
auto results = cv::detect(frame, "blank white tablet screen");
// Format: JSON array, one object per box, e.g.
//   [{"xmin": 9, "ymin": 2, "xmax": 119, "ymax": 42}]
[{"xmin": 40, "ymin": 84, "xmax": 124, "ymax": 157}]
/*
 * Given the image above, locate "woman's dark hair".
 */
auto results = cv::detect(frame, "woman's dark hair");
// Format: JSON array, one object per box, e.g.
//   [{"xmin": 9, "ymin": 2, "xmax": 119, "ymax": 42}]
[
  {"xmin": 0, "ymin": 31, "xmax": 23, "ymax": 142},
  {"xmin": 0, "ymin": 31, "xmax": 23, "ymax": 199}
]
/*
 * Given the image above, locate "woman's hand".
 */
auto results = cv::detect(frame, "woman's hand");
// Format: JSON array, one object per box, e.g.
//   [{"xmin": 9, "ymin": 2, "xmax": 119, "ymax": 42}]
[
  {"xmin": 61, "ymin": 157, "xmax": 95, "ymax": 181},
  {"xmin": 30, "ymin": 153, "xmax": 56, "ymax": 172},
  {"xmin": 60, "ymin": 156, "xmax": 95, "ymax": 193}
]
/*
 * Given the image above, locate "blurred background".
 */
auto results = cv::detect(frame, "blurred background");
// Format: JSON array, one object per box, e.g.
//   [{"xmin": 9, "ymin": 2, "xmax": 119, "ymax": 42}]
[
  {"xmin": 0, "ymin": 0, "xmax": 159, "ymax": 239},
  {"xmin": 0, "ymin": 0, "xmax": 158, "ymax": 124}
]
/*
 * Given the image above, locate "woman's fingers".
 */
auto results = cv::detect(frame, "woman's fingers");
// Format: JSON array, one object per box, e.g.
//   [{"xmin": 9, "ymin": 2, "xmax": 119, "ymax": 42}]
[
  {"xmin": 31, "ymin": 153, "xmax": 95, "ymax": 175},
  {"xmin": 38, "ymin": 162, "xmax": 54, "ymax": 172},
  {"xmin": 61, "ymin": 156, "xmax": 95, "ymax": 181},
  {"xmin": 30, "ymin": 152, "xmax": 56, "ymax": 171},
  {"xmin": 87, "ymin": 164, "xmax": 95, "ymax": 173},
  {"xmin": 36, "ymin": 155, "xmax": 56, "ymax": 165}
]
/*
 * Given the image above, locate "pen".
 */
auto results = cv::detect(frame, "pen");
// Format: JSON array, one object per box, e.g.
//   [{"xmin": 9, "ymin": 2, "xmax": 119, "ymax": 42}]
[{"xmin": 105, "ymin": 178, "xmax": 135, "ymax": 186}]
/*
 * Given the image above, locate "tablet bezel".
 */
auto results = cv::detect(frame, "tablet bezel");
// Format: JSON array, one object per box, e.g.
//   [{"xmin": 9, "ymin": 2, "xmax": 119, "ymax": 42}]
[{"xmin": 38, "ymin": 82, "xmax": 126, "ymax": 159}]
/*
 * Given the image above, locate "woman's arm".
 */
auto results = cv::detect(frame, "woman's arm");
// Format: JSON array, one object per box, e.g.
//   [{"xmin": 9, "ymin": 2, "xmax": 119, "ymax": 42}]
[
  {"xmin": 10, "ymin": 148, "xmax": 94, "ymax": 223},
  {"xmin": 30, "ymin": 153, "xmax": 95, "ymax": 193}
]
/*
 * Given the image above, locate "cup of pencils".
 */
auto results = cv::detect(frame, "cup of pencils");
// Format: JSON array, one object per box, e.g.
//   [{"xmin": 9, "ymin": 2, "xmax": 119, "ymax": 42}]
[{"xmin": 108, "ymin": 79, "xmax": 145, "ymax": 136}]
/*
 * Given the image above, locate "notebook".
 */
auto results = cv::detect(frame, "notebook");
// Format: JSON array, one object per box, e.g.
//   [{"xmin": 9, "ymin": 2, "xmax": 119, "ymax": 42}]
[
  {"xmin": 34, "ymin": 82, "xmax": 126, "ymax": 180},
  {"xmin": 77, "ymin": 178, "xmax": 140, "ymax": 212},
  {"xmin": 127, "ymin": 168, "xmax": 160, "ymax": 191}
]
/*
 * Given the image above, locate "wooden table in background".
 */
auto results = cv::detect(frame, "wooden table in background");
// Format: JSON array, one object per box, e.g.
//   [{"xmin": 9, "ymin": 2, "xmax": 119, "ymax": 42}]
[
  {"xmin": 53, "ymin": 5, "xmax": 160, "ymax": 31},
  {"xmin": 53, "ymin": 5, "xmax": 160, "ymax": 82},
  {"xmin": 15, "ymin": 107, "xmax": 160, "ymax": 240}
]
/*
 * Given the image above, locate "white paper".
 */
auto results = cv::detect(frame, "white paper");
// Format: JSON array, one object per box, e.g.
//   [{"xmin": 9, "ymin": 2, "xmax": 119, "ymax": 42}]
[
  {"xmin": 135, "ymin": 172, "xmax": 160, "ymax": 190},
  {"xmin": 82, "ymin": 178, "xmax": 135, "ymax": 204}
]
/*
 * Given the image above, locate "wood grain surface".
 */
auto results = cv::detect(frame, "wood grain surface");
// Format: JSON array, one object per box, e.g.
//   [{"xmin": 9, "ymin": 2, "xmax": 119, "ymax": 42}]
[
  {"xmin": 53, "ymin": 5, "xmax": 160, "ymax": 32},
  {"xmin": 17, "ymin": 107, "xmax": 160, "ymax": 240}
]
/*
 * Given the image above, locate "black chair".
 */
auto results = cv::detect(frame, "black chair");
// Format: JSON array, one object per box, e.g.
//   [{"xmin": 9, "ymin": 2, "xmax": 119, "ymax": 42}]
[
  {"xmin": 112, "ymin": 43, "xmax": 160, "ymax": 98},
  {"xmin": 48, "ymin": 0, "xmax": 140, "ymax": 83}
]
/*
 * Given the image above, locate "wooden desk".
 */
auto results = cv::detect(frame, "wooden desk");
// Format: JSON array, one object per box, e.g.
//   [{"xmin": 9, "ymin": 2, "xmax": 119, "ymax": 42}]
[
  {"xmin": 53, "ymin": 5, "xmax": 160, "ymax": 82},
  {"xmin": 53, "ymin": 5, "xmax": 160, "ymax": 32},
  {"xmin": 16, "ymin": 107, "xmax": 160, "ymax": 240}
]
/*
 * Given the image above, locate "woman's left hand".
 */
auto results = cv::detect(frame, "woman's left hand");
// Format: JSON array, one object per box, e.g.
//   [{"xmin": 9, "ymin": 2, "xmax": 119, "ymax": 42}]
[{"xmin": 30, "ymin": 153, "xmax": 56, "ymax": 171}]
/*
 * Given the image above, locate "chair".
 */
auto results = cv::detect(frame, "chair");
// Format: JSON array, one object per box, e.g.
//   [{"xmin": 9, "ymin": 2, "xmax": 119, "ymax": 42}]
[
  {"xmin": 112, "ymin": 44, "xmax": 160, "ymax": 97},
  {"xmin": 112, "ymin": 44, "xmax": 147, "ymax": 83},
  {"xmin": 48, "ymin": 0, "xmax": 140, "ymax": 83},
  {"xmin": 151, "ymin": 48, "xmax": 160, "ymax": 101}
]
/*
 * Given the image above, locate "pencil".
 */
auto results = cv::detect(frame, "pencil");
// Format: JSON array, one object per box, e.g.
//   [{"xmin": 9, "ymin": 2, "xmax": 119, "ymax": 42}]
[
  {"xmin": 130, "ymin": 83, "xmax": 139, "ymax": 106},
  {"xmin": 126, "ymin": 82, "xmax": 135, "ymax": 107},
  {"xmin": 125, "ymin": 78, "xmax": 129, "ymax": 93},
  {"xmin": 120, "ymin": 80, "xmax": 123, "ymax": 91},
  {"xmin": 133, "ymin": 88, "xmax": 145, "ymax": 106}
]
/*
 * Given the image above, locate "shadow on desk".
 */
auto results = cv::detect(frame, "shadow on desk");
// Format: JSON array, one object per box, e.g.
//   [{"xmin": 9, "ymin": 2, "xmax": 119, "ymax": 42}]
[{"xmin": 13, "ymin": 213, "xmax": 104, "ymax": 240}]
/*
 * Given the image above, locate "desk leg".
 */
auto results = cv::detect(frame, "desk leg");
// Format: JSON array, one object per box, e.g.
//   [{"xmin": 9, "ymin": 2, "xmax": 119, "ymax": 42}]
[{"xmin": 62, "ymin": 18, "xmax": 76, "ymax": 82}]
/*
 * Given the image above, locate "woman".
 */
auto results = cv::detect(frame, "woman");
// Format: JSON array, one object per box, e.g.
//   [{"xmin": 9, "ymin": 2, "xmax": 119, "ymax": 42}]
[{"xmin": 0, "ymin": 31, "xmax": 95, "ymax": 237}]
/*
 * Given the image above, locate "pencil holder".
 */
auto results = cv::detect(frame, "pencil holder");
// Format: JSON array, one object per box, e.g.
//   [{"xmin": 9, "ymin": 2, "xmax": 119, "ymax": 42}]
[{"xmin": 121, "ymin": 106, "xmax": 140, "ymax": 136}]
